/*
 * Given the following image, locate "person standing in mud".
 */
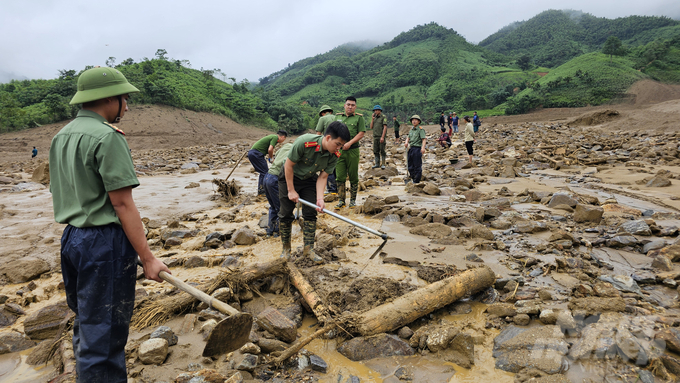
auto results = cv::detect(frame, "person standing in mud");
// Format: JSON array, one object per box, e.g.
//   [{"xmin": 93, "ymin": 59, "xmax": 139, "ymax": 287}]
[
  {"xmin": 315, "ymin": 104, "xmax": 338, "ymax": 194},
  {"xmin": 263, "ymin": 142, "xmax": 293, "ymax": 237},
  {"xmin": 472, "ymin": 111, "xmax": 481, "ymax": 133},
  {"xmin": 451, "ymin": 112, "xmax": 459, "ymax": 135},
  {"xmin": 370, "ymin": 105, "xmax": 388, "ymax": 169},
  {"xmin": 31, "ymin": 146, "xmax": 37, "ymax": 159},
  {"xmin": 335, "ymin": 96, "xmax": 366, "ymax": 208},
  {"xmin": 439, "ymin": 112, "xmax": 446, "ymax": 129},
  {"xmin": 404, "ymin": 115, "xmax": 427, "ymax": 184},
  {"xmin": 278, "ymin": 121, "xmax": 350, "ymax": 263},
  {"xmin": 464, "ymin": 115, "xmax": 476, "ymax": 164},
  {"xmin": 248, "ymin": 130, "xmax": 288, "ymax": 195},
  {"xmin": 49, "ymin": 66, "xmax": 169, "ymax": 383},
  {"xmin": 393, "ymin": 116, "xmax": 401, "ymax": 144}
]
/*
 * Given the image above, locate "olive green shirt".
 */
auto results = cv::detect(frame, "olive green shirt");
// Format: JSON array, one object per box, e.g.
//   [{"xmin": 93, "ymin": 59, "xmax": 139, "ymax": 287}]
[
  {"xmin": 370, "ymin": 113, "xmax": 388, "ymax": 138},
  {"xmin": 315, "ymin": 114, "xmax": 336, "ymax": 134},
  {"xmin": 49, "ymin": 110, "xmax": 139, "ymax": 227},
  {"xmin": 251, "ymin": 134, "xmax": 279, "ymax": 155},
  {"xmin": 287, "ymin": 134, "xmax": 339, "ymax": 180},
  {"xmin": 408, "ymin": 126, "xmax": 427, "ymax": 148},
  {"xmin": 268, "ymin": 143, "xmax": 293, "ymax": 177},
  {"xmin": 336, "ymin": 113, "xmax": 366, "ymax": 149},
  {"xmin": 393, "ymin": 119, "xmax": 400, "ymax": 132}
]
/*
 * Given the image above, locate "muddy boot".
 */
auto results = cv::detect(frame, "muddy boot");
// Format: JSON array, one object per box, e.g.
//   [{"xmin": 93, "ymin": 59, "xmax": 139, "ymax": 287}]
[
  {"xmin": 372, "ymin": 158, "xmax": 380, "ymax": 169},
  {"xmin": 381, "ymin": 156, "xmax": 386, "ymax": 169},
  {"xmin": 302, "ymin": 220, "xmax": 322, "ymax": 264},
  {"xmin": 335, "ymin": 184, "xmax": 346, "ymax": 209},
  {"xmin": 279, "ymin": 221, "xmax": 292, "ymax": 260},
  {"xmin": 349, "ymin": 183, "xmax": 358, "ymax": 207}
]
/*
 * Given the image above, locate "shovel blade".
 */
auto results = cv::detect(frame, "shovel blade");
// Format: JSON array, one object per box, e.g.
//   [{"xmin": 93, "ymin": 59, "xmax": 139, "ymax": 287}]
[{"xmin": 202, "ymin": 313, "xmax": 253, "ymax": 357}]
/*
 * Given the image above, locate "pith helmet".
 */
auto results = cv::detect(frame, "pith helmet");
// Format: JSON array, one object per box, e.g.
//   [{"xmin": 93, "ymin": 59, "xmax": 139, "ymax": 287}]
[
  {"xmin": 319, "ymin": 105, "xmax": 333, "ymax": 116},
  {"xmin": 410, "ymin": 115, "xmax": 421, "ymax": 123},
  {"xmin": 70, "ymin": 66, "xmax": 140, "ymax": 105},
  {"xmin": 373, "ymin": 105, "xmax": 382, "ymax": 111}
]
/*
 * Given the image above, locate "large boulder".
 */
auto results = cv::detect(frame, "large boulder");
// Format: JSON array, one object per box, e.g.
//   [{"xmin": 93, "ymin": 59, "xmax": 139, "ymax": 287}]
[
  {"xmin": 24, "ymin": 301, "xmax": 72, "ymax": 340},
  {"xmin": 619, "ymin": 220, "xmax": 651, "ymax": 236},
  {"xmin": 337, "ymin": 333, "xmax": 414, "ymax": 361},
  {"xmin": 470, "ymin": 225, "xmax": 495, "ymax": 240},
  {"xmin": 232, "ymin": 226, "xmax": 257, "ymax": 246},
  {"xmin": 0, "ymin": 257, "xmax": 50, "ymax": 283},
  {"xmin": 31, "ymin": 162, "xmax": 50, "ymax": 184},
  {"xmin": 362, "ymin": 197, "xmax": 386, "ymax": 215},
  {"xmin": 573, "ymin": 204, "xmax": 603, "ymax": 223},
  {"xmin": 364, "ymin": 167, "xmax": 399, "ymax": 179},
  {"xmin": 493, "ymin": 326, "xmax": 568, "ymax": 374},
  {"xmin": 138, "ymin": 338, "xmax": 169, "ymax": 365},
  {"xmin": 409, "ymin": 223, "xmax": 453, "ymax": 239},
  {"xmin": 548, "ymin": 193, "xmax": 577, "ymax": 208},
  {"xmin": 0, "ymin": 331, "xmax": 36, "ymax": 354},
  {"xmin": 423, "ymin": 183, "xmax": 441, "ymax": 196},
  {"xmin": 647, "ymin": 176, "xmax": 671, "ymax": 187}
]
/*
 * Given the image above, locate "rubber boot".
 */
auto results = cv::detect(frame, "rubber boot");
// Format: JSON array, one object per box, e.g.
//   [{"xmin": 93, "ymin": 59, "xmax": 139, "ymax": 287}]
[
  {"xmin": 335, "ymin": 184, "xmax": 346, "ymax": 209},
  {"xmin": 372, "ymin": 158, "xmax": 380, "ymax": 169},
  {"xmin": 302, "ymin": 220, "xmax": 322, "ymax": 264},
  {"xmin": 349, "ymin": 183, "xmax": 358, "ymax": 207},
  {"xmin": 381, "ymin": 155, "xmax": 386, "ymax": 169},
  {"xmin": 279, "ymin": 221, "xmax": 292, "ymax": 260}
]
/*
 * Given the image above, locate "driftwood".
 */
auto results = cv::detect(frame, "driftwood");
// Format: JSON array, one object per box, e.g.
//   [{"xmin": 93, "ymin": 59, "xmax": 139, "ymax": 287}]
[
  {"xmin": 273, "ymin": 324, "xmax": 336, "ymax": 365},
  {"xmin": 287, "ymin": 262, "xmax": 331, "ymax": 325},
  {"xmin": 132, "ymin": 258, "xmax": 287, "ymax": 329},
  {"xmin": 354, "ymin": 266, "xmax": 496, "ymax": 336}
]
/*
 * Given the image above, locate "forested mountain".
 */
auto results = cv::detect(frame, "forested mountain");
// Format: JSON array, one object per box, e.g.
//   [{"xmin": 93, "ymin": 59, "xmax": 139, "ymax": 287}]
[{"xmin": 479, "ymin": 10, "xmax": 679, "ymax": 67}]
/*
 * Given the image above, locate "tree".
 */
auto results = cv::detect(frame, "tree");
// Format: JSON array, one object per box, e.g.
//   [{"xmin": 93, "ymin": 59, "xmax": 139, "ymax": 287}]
[
  {"xmin": 106, "ymin": 57, "xmax": 116, "ymax": 67},
  {"xmin": 155, "ymin": 49, "xmax": 168, "ymax": 60},
  {"xmin": 602, "ymin": 36, "xmax": 624, "ymax": 63},
  {"xmin": 119, "ymin": 58, "xmax": 135, "ymax": 66},
  {"xmin": 516, "ymin": 54, "xmax": 532, "ymax": 71}
]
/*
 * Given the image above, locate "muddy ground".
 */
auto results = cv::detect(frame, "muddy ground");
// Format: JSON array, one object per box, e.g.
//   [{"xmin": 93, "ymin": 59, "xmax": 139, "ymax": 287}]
[{"xmin": 1, "ymin": 80, "xmax": 680, "ymax": 383}]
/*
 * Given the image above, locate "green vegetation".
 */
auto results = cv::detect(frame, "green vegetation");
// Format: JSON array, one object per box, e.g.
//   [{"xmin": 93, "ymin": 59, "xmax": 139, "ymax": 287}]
[{"xmin": 0, "ymin": 53, "xmax": 277, "ymax": 132}]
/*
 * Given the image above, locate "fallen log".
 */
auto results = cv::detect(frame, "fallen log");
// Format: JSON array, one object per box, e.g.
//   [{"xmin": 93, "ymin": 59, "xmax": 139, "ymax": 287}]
[
  {"xmin": 272, "ymin": 324, "xmax": 336, "ymax": 365},
  {"xmin": 132, "ymin": 258, "xmax": 287, "ymax": 329},
  {"xmin": 354, "ymin": 266, "xmax": 496, "ymax": 336},
  {"xmin": 287, "ymin": 262, "xmax": 331, "ymax": 325}
]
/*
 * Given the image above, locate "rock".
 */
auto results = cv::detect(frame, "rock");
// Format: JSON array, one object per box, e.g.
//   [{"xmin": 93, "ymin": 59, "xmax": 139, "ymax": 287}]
[
  {"xmin": 463, "ymin": 189, "xmax": 483, "ymax": 202},
  {"xmin": 398, "ymin": 327, "xmax": 414, "ymax": 340},
  {"xmin": 337, "ymin": 333, "xmax": 415, "ymax": 361},
  {"xmin": 647, "ymin": 176, "xmax": 671, "ymax": 187},
  {"xmin": 138, "ymin": 338, "xmax": 169, "ymax": 365},
  {"xmin": 598, "ymin": 275, "xmax": 642, "ymax": 295},
  {"xmin": 256, "ymin": 307, "xmax": 297, "ymax": 343},
  {"xmin": 514, "ymin": 221, "xmax": 547, "ymax": 234},
  {"xmin": 555, "ymin": 311, "xmax": 577, "ymax": 332},
  {"xmin": 239, "ymin": 342, "xmax": 261, "ymax": 355},
  {"xmin": 409, "ymin": 223, "xmax": 452, "ymax": 239},
  {"xmin": 0, "ymin": 331, "xmax": 36, "ymax": 355},
  {"xmin": 441, "ymin": 333, "xmax": 475, "ymax": 368},
  {"xmin": 471, "ymin": 225, "xmax": 495, "ymax": 240},
  {"xmin": 548, "ymin": 193, "xmax": 577, "ymax": 208},
  {"xmin": 220, "ymin": 256, "xmax": 240, "ymax": 268},
  {"xmin": 493, "ymin": 326, "xmax": 568, "ymax": 374},
  {"xmin": 232, "ymin": 353, "xmax": 258, "ymax": 371},
  {"xmin": 425, "ymin": 325, "xmax": 460, "ymax": 353},
  {"xmin": 423, "ymin": 183, "xmax": 441, "ymax": 195},
  {"xmin": 184, "ymin": 256, "xmax": 206, "ymax": 268},
  {"xmin": 660, "ymin": 243, "xmax": 680, "ymax": 262},
  {"xmin": 615, "ymin": 326, "xmax": 650, "ymax": 366},
  {"xmin": 0, "ymin": 257, "xmax": 50, "ymax": 283},
  {"xmin": 486, "ymin": 303, "xmax": 517, "ymax": 317},
  {"xmin": 573, "ymin": 204, "xmax": 603, "ymax": 223},
  {"xmin": 567, "ymin": 297, "xmax": 626, "ymax": 316},
  {"xmin": 385, "ymin": 195, "xmax": 400, "ymax": 204},
  {"xmin": 643, "ymin": 239, "xmax": 667, "ymax": 254},
  {"xmin": 150, "ymin": 326, "xmax": 178, "ymax": 346},
  {"xmin": 23, "ymin": 301, "xmax": 72, "ymax": 340},
  {"xmin": 185, "ymin": 182, "xmax": 200, "ymax": 189},
  {"xmin": 655, "ymin": 328, "xmax": 680, "ymax": 355},
  {"xmin": 539, "ymin": 309, "xmax": 558, "ymax": 325},
  {"xmin": 464, "ymin": 253, "xmax": 483, "ymax": 262},
  {"xmin": 619, "ymin": 220, "xmax": 651, "ymax": 236},
  {"xmin": 204, "ymin": 238, "xmax": 223, "ymax": 248},
  {"xmin": 364, "ymin": 167, "xmax": 399, "ymax": 178},
  {"xmin": 232, "ymin": 227, "xmax": 257, "ymax": 245},
  {"xmin": 606, "ymin": 235, "xmax": 639, "ymax": 248},
  {"xmin": 569, "ymin": 319, "xmax": 618, "ymax": 361},
  {"xmin": 258, "ymin": 338, "xmax": 289, "ymax": 353},
  {"xmin": 315, "ymin": 234, "xmax": 336, "ymax": 252},
  {"xmin": 164, "ymin": 237, "xmax": 183, "ymax": 248},
  {"xmin": 309, "ymin": 354, "xmax": 328, "ymax": 373},
  {"xmin": 257, "ymin": 215, "xmax": 268, "ymax": 229},
  {"xmin": 652, "ymin": 255, "xmax": 673, "ymax": 271},
  {"xmin": 31, "ymin": 162, "xmax": 49, "ymax": 184},
  {"xmin": 513, "ymin": 314, "xmax": 530, "ymax": 326},
  {"xmin": 362, "ymin": 196, "xmax": 385, "ymax": 215}
]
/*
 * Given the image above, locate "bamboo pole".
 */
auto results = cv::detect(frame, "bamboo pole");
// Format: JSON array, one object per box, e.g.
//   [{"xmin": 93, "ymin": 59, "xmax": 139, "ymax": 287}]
[
  {"xmin": 355, "ymin": 266, "xmax": 496, "ymax": 336},
  {"xmin": 287, "ymin": 262, "xmax": 331, "ymax": 324},
  {"xmin": 272, "ymin": 325, "xmax": 336, "ymax": 365}
]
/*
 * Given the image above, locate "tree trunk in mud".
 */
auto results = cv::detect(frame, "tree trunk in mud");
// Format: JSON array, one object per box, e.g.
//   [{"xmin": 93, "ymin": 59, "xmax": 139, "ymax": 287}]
[
  {"xmin": 287, "ymin": 262, "xmax": 331, "ymax": 324},
  {"xmin": 355, "ymin": 266, "xmax": 496, "ymax": 336}
]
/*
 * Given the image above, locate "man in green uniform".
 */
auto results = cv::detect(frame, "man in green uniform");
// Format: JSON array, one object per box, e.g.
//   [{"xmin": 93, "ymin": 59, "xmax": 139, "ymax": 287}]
[
  {"xmin": 49, "ymin": 67, "xmax": 169, "ymax": 382},
  {"xmin": 279, "ymin": 121, "xmax": 350, "ymax": 263},
  {"xmin": 404, "ymin": 114, "xmax": 427, "ymax": 184},
  {"xmin": 315, "ymin": 104, "xmax": 335, "ymax": 134},
  {"xmin": 248, "ymin": 130, "xmax": 288, "ymax": 195},
  {"xmin": 335, "ymin": 96, "xmax": 366, "ymax": 208},
  {"xmin": 370, "ymin": 105, "xmax": 388, "ymax": 169}
]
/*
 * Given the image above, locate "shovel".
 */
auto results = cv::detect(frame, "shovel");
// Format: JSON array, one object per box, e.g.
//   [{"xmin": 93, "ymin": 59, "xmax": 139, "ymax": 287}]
[
  {"xmin": 298, "ymin": 198, "xmax": 390, "ymax": 259},
  {"xmin": 137, "ymin": 259, "xmax": 252, "ymax": 357}
]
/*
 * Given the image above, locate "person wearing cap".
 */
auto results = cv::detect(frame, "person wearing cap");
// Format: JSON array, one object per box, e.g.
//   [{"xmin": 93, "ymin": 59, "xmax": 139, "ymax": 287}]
[
  {"xmin": 278, "ymin": 121, "xmax": 350, "ymax": 263},
  {"xmin": 335, "ymin": 96, "xmax": 366, "ymax": 208},
  {"xmin": 315, "ymin": 104, "xmax": 338, "ymax": 194},
  {"xmin": 464, "ymin": 115, "xmax": 476, "ymax": 164},
  {"xmin": 370, "ymin": 105, "xmax": 388, "ymax": 169},
  {"xmin": 49, "ymin": 66, "xmax": 170, "ymax": 382},
  {"xmin": 404, "ymin": 115, "xmax": 427, "ymax": 184},
  {"xmin": 248, "ymin": 130, "xmax": 288, "ymax": 195}
]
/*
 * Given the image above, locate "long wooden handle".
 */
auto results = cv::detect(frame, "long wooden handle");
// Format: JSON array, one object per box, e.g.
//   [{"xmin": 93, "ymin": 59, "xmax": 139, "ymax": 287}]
[
  {"xmin": 225, "ymin": 151, "xmax": 248, "ymax": 182},
  {"xmin": 157, "ymin": 270, "xmax": 240, "ymax": 316}
]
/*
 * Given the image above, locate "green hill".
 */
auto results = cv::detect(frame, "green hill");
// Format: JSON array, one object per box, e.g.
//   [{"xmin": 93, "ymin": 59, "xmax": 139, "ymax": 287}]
[
  {"xmin": 479, "ymin": 10, "xmax": 679, "ymax": 68},
  {"xmin": 0, "ymin": 56, "xmax": 277, "ymax": 132}
]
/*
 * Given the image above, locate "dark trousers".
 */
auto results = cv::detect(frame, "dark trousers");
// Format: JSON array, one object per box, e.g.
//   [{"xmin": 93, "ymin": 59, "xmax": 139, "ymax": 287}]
[
  {"xmin": 327, "ymin": 171, "xmax": 337, "ymax": 193},
  {"xmin": 263, "ymin": 173, "xmax": 280, "ymax": 235},
  {"xmin": 247, "ymin": 149, "xmax": 268, "ymax": 194},
  {"xmin": 278, "ymin": 175, "xmax": 318, "ymax": 223},
  {"xmin": 407, "ymin": 146, "xmax": 423, "ymax": 183},
  {"xmin": 61, "ymin": 224, "xmax": 137, "ymax": 383}
]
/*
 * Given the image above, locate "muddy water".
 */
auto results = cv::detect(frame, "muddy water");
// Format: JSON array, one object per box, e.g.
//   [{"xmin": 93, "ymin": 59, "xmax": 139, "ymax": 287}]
[{"xmin": 0, "ymin": 349, "xmax": 55, "ymax": 383}]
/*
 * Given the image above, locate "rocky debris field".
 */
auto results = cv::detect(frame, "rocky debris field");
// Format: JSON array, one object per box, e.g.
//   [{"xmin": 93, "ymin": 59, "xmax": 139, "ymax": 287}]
[{"xmin": 1, "ymin": 114, "xmax": 680, "ymax": 383}]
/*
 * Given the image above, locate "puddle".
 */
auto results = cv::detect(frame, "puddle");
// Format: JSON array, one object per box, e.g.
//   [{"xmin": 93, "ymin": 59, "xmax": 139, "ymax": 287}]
[{"xmin": 0, "ymin": 348, "xmax": 56, "ymax": 383}]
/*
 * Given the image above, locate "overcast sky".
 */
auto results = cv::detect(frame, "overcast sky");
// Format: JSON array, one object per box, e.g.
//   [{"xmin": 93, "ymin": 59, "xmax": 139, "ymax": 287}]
[{"xmin": 1, "ymin": 0, "xmax": 678, "ymax": 84}]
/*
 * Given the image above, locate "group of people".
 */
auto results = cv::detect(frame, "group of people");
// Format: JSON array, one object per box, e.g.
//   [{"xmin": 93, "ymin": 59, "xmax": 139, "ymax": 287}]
[{"xmin": 437, "ymin": 111, "xmax": 480, "ymax": 164}]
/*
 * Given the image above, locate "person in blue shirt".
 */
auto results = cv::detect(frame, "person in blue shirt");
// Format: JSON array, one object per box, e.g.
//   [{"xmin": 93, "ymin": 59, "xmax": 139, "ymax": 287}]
[
  {"xmin": 451, "ymin": 112, "xmax": 459, "ymax": 134},
  {"xmin": 31, "ymin": 147, "xmax": 38, "ymax": 159},
  {"xmin": 472, "ymin": 112, "xmax": 481, "ymax": 133}
]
